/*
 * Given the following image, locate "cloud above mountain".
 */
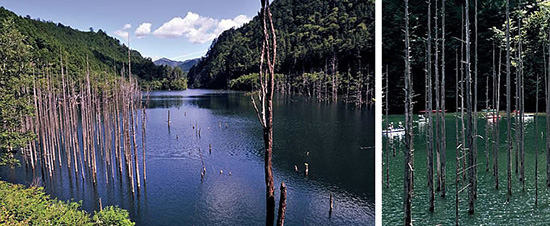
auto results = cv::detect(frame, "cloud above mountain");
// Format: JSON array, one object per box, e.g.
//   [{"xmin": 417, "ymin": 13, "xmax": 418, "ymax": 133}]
[
  {"xmin": 135, "ymin": 23, "xmax": 152, "ymax": 38},
  {"xmin": 114, "ymin": 23, "xmax": 131, "ymax": 40},
  {"xmin": 152, "ymin": 12, "xmax": 252, "ymax": 44}
]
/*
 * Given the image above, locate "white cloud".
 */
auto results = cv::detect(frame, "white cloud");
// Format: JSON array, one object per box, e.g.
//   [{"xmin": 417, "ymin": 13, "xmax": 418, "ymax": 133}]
[
  {"xmin": 115, "ymin": 23, "xmax": 132, "ymax": 41},
  {"xmin": 114, "ymin": 30, "xmax": 129, "ymax": 41},
  {"xmin": 135, "ymin": 23, "xmax": 152, "ymax": 38},
  {"xmin": 122, "ymin": 23, "xmax": 132, "ymax": 30},
  {"xmin": 153, "ymin": 12, "xmax": 252, "ymax": 44}
]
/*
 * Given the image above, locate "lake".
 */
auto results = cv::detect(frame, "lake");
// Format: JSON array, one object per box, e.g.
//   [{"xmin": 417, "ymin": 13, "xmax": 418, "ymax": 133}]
[
  {"xmin": 383, "ymin": 114, "xmax": 550, "ymax": 225},
  {"xmin": 0, "ymin": 89, "xmax": 375, "ymax": 225}
]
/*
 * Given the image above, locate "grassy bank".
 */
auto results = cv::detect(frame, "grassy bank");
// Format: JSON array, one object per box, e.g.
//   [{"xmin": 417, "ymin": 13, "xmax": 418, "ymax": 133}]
[{"xmin": 0, "ymin": 180, "xmax": 134, "ymax": 226}]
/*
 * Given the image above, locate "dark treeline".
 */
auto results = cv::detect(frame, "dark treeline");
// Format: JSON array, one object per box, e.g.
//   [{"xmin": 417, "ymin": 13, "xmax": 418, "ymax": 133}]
[
  {"xmin": 188, "ymin": 0, "xmax": 374, "ymax": 104},
  {"xmin": 383, "ymin": 0, "xmax": 548, "ymax": 114},
  {"xmin": 0, "ymin": 7, "xmax": 186, "ymax": 91}
]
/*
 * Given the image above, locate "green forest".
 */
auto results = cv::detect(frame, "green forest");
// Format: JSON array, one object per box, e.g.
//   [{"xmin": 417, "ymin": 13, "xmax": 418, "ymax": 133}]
[
  {"xmin": 383, "ymin": 0, "xmax": 550, "ymax": 113},
  {"xmin": 0, "ymin": 7, "xmax": 187, "ymax": 91},
  {"xmin": 189, "ymin": 0, "xmax": 374, "ymax": 104}
]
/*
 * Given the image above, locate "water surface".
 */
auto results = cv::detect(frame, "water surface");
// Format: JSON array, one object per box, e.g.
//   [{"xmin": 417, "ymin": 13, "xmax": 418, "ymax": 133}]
[
  {"xmin": 1, "ymin": 89, "xmax": 374, "ymax": 225},
  {"xmin": 383, "ymin": 114, "xmax": 550, "ymax": 225}
]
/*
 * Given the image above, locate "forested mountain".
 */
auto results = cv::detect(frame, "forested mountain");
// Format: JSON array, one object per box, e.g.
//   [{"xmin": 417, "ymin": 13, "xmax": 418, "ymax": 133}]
[
  {"xmin": 0, "ymin": 7, "xmax": 185, "ymax": 90},
  {"xmin": 188, "ymin": 0, "xmax": 374, "ymax": 100},
  {"xmin": 154, "ymin": 58, "xmax": 199, "ymax": 72},
  {"xmin": 383, "ymin": 0, "xmax": 548, "ymax": 113}
]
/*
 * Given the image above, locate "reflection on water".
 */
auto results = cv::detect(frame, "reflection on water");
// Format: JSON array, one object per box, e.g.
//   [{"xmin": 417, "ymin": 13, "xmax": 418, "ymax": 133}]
[
  {"xmin": 1, "ymin": 89, "xmax": 374, "ymax": 225},
  {"xmin": 383, "ymin": 114, "xmax": 550, "ymax": 225}
]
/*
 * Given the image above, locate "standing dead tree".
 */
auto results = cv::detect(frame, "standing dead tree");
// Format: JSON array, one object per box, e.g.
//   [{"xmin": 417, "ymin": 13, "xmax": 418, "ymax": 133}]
[
  {"xmin": 506, "ymin": 0, "xmax": 512, "ymax": 202},
  {"xmin": 495, "ymin": 46, "xmax": 502, "ymax": 190},
  {"xmin": 404, "ymin": 0, "xmax": 414, "ymax": 224},
  {"xmin": 426, "ymin": 0, "xmax": 435, "ymax": 212},
  {"xmin": 440, "ymin": 0, "xmax": 447, "ymax": 198},
  {"xmin": 465, "ymin": 0, "xmax": 474, "ymax": 214},
  {"xmin": 251, "ymin": 0, "xmax": 286, "ymax": 225},
  {"xmin": 535, "ymin": 71, "xmax": 540, "ymax": 206}
]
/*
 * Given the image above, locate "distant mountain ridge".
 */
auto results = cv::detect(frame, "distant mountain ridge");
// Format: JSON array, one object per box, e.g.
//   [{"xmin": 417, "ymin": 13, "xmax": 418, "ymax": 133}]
[{"xmin": 154, "ymin": 58, "xmax": 199, "ymax": 72}]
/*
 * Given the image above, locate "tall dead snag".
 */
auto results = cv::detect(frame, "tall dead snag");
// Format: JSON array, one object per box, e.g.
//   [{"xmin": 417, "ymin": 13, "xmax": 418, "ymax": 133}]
[
  {"xmin": 495, "ymin": 47, "xmax": 502, "ymax": 190},
  {"xmin": 426, "ymin": 0, "xmax": 434, "ymax": 212},
  {"xmin": 403, "ymin": 0, "xmax": 414, "ymax": 224},
  {"xmin": 535, "ymin": 72, "xmax": 539, "ymax": 206},
  {"xmin": 520, "ymin": 30, "xmax": 525, "ymax": 190},
  {"xmin": 506, "ymin": 0, "xmax": 512, "ymax": 202},
  {"xmin": 250, "ymin": 0, "xmax": 282, "ymax": 225},
  {"xmin": 385, "ymin": 65, "xmax": 390, "ymax": 189},
  {"xmin": 434, "ymin": 0, "xmax": 441, "ymax": 196},
  {"xmin": 473, "ymin": 0, "xmax": 478, "ymax": 199},
  {"xmin": 455, "ymin": 50, "xmax": 460, "ymax": 226},
  {"xmin": 465, "ymin": 0, "xmax": 474, "ymax": 215},
  {"xmin": 440, "ymin": 0, "xmax": 446, "ymax": 197}
]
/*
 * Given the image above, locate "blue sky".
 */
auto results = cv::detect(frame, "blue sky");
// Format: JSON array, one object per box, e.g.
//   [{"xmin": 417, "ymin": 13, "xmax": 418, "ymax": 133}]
[{"xmin": 1, "ymin": 0, "xmax": 261, "ymax": 61}]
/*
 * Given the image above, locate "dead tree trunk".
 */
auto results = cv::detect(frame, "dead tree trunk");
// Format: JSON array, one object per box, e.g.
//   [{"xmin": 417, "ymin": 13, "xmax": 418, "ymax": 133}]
[
  {"xmin": 434, "ymin": 0, "xmax": 441, "ymax": 195},
  {"xmin": 535, "ymin": 72, "xmax": 540, "ymax": 206},
  {"xmin": 426, "ymin": 0, "xmax": 434, "ymax": 211},
  {"xmin": 465, "ymin": 0, "xmax": 475, "ymax": 214},
  {"xmin": 506, "ymin": 0, "xmax": 512, "ymax": 201},
  {"xmin": 276, "ymin": 182, "xmax": 287, "ymax": 226},
  {"xmin": 404, "ymin": 0, "xmax": 413, "ymax": 224},
  {"xmin": 385, "ymin": 65, "xmax": 390, "ymax": 189},
  {"xmin": 440, "ymin": 0, "xmax": 447, "ymax": 197},
  {"xmin": 495, "ymin": 47, "xmax": 502, "ymax": 190},
  {"xmin": 473, "ymin": 0, "xmax": 479, "ymax": 199},
  {"xmin": 251, "ymin": 1, "xmax": 279, "ymax": 225}
]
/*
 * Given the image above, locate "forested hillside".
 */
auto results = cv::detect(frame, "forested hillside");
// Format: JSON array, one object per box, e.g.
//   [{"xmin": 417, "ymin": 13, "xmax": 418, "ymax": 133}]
[
  {"xmin": 0, "ymin": 7, "xmax": 185, "ymax": 90},
  {"xmin": 188, "ymin": 0, "xmax": 374, "ymax": 103}
]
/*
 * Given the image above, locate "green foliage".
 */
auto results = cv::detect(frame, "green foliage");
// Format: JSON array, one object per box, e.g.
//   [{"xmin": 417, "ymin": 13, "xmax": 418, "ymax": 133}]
[
  {"xmin": 188, "ymin": 0, "xmax": 374, "ymax": 89},
  {"xmin": 170, "ymin": 78, "xmax": 188, "ymax": 90},
  {"xmin": 229, "ymin": 73, "xmax": 259, "ymax": 90},
  {"xmin": 93, "ymin": 206, "xmax": 134, "ymax": 226},
  {"xmin": 0, "ymin": 181, "xmax": 133, "ymax": 225},
  {"xmin": 0, "ymin": 18, "xmax": 34, "ymax": 165}
]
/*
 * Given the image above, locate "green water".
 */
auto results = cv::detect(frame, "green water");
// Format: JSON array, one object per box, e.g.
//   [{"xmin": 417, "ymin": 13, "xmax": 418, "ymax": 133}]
[{"xmin": 383, "ymin": 114, "xmax": 550, "ymax": 225}]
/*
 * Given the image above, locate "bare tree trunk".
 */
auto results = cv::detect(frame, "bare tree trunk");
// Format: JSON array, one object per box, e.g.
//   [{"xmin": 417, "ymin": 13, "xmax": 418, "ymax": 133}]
[
  {"xmin": 464, "ymin": 0, "xmax": 475, "ymax": 214},
  {"xmin": 535, "ymin": 71, "xmax": 540, "ymax": 206},
  {"xmin": 506, "ymin": 0, "xmax": 512, "ymax": 201},
  {"xmin": 386, "ymin": 65, "xmax": 390, "ymax": 189},
  {"xmin": 251, "ymin": 1, "xmax": 278, "ymax": 225},
  {"xmin": 495, "ymin": 47, "xmax": 502, "ymax": 190},
  {"xmin": 426, "ymin": 0, "xmax": 434, "ymax": 211},
  {"xmin": 404, "ymin": 1, "xmax": 413, "ymax": 224},
  {"xmin": 518, "ymin": 4, "xmax": 525, "ymax": 191},
  {"xmin": 434, "ymin": 0, "xmax": 441, "ymax": 195},
  {"xmin": 276, "ymin": 182, "xmax": 287, "ymax": 226},
  {"xmin": 455, "ymin": 50, "xmax": 460, "ymax": 226},
  {"xmin": 473, "ymin": 0, "xmax": 478, "ymax": 199},
  {"xmin": 440, "ymin": 0, "xmax": 447, "ymax": 197}
]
